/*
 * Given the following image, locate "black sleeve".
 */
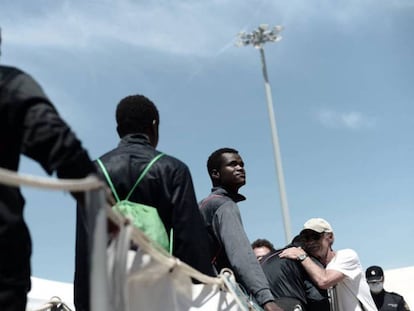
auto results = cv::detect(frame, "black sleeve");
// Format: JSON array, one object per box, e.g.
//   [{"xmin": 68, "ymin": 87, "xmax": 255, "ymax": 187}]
[
  {"xmin": 170, "ymin": 163, "xmax": 215, "ymax": 277},
  {"xmin": 4, "ymin": 68, "xmax": 96, "ymax": 178},
  {"xmin": 398, "ymin": 296, "xmax": 411, "ymax": 311},
  {"xmin": 305, "ymin": 257, "xmax": 329, "ymax": 301},
  {"xmin": 21, "ymin": 102, "xmax": 95, "ymax": 179}
]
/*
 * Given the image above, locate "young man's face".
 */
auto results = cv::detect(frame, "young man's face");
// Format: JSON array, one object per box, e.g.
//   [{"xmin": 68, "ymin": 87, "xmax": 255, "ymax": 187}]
[{"xmin": 217, "ymin": 152, "xmax": 246, "ymax": 192}]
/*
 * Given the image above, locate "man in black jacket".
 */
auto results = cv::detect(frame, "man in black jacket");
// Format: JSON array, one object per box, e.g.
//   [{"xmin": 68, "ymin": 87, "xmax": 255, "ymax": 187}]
[
  {"xmin": 259, "ymin": 236, "xmax": 330, "ymax": 311},
  {"xmin": 199, "ymin": 147, "xmax": 283, "ymax": 311},
  {"xmin": 74, "ymin": 94, "xmax": 215, "ymax": 311},
  {"xmin": 0, "ymin": 33, "xmax": 96, "ymax": 311}
]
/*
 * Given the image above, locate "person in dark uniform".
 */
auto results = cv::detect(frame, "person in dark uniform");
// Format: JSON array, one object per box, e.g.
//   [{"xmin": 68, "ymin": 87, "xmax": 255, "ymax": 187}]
[
  {"xmin": 0, "ymin": 29, "xmax": 97, "ymax": 311},
  {"xmin": 259, "ymin": 235, "xmax": 330, "ymax": 311},
  {"xmin": 366, "ymin": 265, "xmax": 410, "ymax": 311}
]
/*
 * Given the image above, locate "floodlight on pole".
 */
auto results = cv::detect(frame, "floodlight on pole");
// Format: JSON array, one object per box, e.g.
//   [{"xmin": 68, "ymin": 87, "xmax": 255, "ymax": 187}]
[{"xmin": 236, "ymin": 24, "xmax": 292, "ymax": 244}]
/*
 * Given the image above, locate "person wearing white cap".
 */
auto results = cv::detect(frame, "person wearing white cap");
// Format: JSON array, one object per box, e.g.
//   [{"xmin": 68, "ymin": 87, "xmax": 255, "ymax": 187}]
[{"xmin": 279, "ymin": 218, "xmax": 378, "ymax": 311}]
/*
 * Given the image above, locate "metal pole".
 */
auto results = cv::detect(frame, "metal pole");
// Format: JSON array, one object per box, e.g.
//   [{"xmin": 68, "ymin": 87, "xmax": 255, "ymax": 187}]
[{"xmin": 259, "ymin": 47, "xmax": 292, "ymax": 244}]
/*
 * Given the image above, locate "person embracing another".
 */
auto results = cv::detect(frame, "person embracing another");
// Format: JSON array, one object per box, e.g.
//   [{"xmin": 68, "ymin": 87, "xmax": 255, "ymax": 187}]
[{"xmin": 279, "ymin": 218, "xmax": 377, "ymax": 311}]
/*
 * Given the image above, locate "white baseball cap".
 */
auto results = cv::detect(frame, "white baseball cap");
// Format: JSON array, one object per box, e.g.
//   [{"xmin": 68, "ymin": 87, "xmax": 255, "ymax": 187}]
[{"xmin": 303, "ymin": 218, "xmax": 333, "ymax": 233}]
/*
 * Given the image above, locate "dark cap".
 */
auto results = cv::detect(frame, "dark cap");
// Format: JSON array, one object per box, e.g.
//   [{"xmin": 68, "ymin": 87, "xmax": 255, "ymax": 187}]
[{"xmin": 365, "ymin": 265, "xmax": 384, "ymax": 282}]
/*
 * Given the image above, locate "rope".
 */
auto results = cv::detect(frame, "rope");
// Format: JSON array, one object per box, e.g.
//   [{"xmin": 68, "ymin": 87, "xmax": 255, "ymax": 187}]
[
  {"xmin": 220, "ymin": 269, "xmax": 250, "ymax": 311},
  {"xmin": 108, "ymin": 207, "xmax": 262, "ymax": 310},
  {"xmin": 108, "ymin": 207, "xmax": 223, "ymax": 286},
  {"xmin": 220, "ymin": 268, "xmax": 264, "ymax": 311},
  {"xmin": 0, "ymin": 168, "xmax": 255, "ymax": 309},
  {"xmin": 29, "ymin": 296, "xmax": 73, "ymax": 311},
  {"xmin": 0, "ymin": 167, "xmax": 223, "ymax": 286},
  {"xmin": 0, "ymin": 167, "xmax": 103, "ymax": 192}
]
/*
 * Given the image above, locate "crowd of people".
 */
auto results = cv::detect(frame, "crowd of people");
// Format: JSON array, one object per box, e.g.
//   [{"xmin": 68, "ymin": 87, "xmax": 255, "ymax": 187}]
[{"xmin": 0, "ymin": 30, "xmax": 411, "ymax": 311}]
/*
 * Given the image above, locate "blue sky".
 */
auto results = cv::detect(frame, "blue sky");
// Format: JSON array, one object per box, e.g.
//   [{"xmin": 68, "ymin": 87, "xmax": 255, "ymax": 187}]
[{"xmin": 1, "ymin": 0, "xmax": 413, "ymax": 283}]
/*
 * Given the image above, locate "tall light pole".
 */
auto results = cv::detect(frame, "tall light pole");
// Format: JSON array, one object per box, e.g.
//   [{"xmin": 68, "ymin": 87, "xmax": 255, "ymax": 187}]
[{"xmin": 236, "ymin": 24, "xmax": 292, "ymax": 244}]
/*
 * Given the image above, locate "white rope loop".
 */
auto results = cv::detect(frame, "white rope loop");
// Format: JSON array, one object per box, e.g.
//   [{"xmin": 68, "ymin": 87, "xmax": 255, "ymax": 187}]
[
  {"xmin": 1, "ymin": 167, "xmax": 254, "ymax": 310},
  {"xmin": 30, "ymin": 296, "xmax": 73, "ymax": 311},
  {"xmin": 0, "ymin": 167, "xmax": 103, "ymax": 192}
]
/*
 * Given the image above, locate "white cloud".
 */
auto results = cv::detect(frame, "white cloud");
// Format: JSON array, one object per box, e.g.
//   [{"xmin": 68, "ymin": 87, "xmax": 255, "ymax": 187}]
[
  {"xmin": 1, "ymin": 0, "xmax": 246, "ymax": 57},
  {"xmin": 316, "ymin": 109, "xmax": 376, "ymax": 130},
  {"xmin": 0, "ymin": 0, "xmax": 409, "ymax": 57}
]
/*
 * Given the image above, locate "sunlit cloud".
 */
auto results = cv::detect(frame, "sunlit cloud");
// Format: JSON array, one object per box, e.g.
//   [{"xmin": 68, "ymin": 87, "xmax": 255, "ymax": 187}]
[{"xmin": 316, "ymin": 109, "xmax": 377, "ymax": 130}]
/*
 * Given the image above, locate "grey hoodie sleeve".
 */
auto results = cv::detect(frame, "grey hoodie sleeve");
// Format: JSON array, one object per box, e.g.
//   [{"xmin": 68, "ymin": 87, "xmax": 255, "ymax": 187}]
[{"xmin": 213, "ymin": 201, "xmax": 275, "ymax": 306}]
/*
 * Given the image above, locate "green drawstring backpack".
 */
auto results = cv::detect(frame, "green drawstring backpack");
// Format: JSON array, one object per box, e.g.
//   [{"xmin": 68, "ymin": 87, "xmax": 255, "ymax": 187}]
[{"xmin": 97, "ymin": 153, "xmax": 172, "ymax": 253}]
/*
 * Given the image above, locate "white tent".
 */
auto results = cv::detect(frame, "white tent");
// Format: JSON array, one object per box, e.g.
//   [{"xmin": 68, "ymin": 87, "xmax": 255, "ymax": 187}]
[
  {"xmin": 27, "ymin": 277, "xmax": 75, "ymax": 311},
  {"xmin": 383, "ymin": 266, "xmax": 414, "ymax": 309},
  {"xmin": 27, "ymin": 265, "xmax": 414, "ymax": 311}
]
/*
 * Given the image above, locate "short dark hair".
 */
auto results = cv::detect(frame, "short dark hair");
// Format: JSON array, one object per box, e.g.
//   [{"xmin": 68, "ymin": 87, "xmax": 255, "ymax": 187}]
[
  {"xmin": 291, "ymin": 234, "xmax": 305, "ymax": 247},
  {"xmin": 116, "ymin": 94, "xmax": 159, "ymax": 137},
  {"xmin": 251, "ymin": 238, "xmax": 275, "ymax": 252},
  {"xmin": 207, "ymin": 147, "xmax": 239, "ymax": 174}
]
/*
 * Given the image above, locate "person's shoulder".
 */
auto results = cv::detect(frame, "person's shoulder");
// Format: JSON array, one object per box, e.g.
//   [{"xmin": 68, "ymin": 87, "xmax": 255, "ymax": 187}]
[
  {"xmin": 152, "ymin": 151, "xmax": 182, "ymax": 165},
  {"xmin": 386, "ymin": 291, "xmax": 405, "ymax": 300},
  {"xmin": 200, "ymin": 194, "xmax": 237, "ymax": 218},
  {"xmin": 159, "ymin": 152, "xmax": 184, "ymax": 164},
  {"xmin": 337, "ymin": 248, "xmax": 358, "ymax": 257},
  {"xmin": 335, "ymin": 249, "xmax": 360, "ymax": 264},
  {"xmin": 96, "ymin": 147, "xmax": 123, "ymax": 162},
  {"xmin": 260, "ymin": 249, "xmax": 282, "ymax": 264},
  {"xmin": 214, "ymin": 198, "xmax": 239, "ymax": 215},
  {"xmin": 200, "ymin": 193, "xmax": 231, "ymax": 208},
  {"xmin": 157, "ymin": 152, "xmax": 196, "ymax": 175},
  {"xmin": 1, "ymin": 65, "xmax": 48, "ymax": 102}
]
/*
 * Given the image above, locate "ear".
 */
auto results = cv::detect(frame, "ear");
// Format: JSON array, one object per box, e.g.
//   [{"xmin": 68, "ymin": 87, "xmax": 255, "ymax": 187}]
[
  {"xmin": 211, "ymin": 169, "xmax": 220, "ymax": 180},
  {"xmin": 148, "ymin": 120, "xmax": 159, "ymax": 147},
  {"xmin": 116, "ymin": 125, "xmax": 122, "ymax": 138},
  {"xmin": 327, "ymin": 232, "xmax": 334, "ymax": 244}
]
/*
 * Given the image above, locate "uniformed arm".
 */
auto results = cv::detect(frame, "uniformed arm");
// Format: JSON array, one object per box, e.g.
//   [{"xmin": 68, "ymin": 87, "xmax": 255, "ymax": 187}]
[
  {"xmin": 279, "ymin": 246, "xmax": 344, "ymax": 289},
  {"xmin": 213, "ymin": 202, "xmax": 276, "ymax": 307},
  {"xmin": 398, "ymin": 296, "xmax": 411, "ymax": 311},
  {"xmin": 170, "ymin": 164, "xmax": 215, "ymax": 277}
]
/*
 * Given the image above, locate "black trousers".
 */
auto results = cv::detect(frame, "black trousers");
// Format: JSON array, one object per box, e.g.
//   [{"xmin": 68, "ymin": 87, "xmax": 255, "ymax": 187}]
[{"xmin": 0, "ymin": 285, "xmax": 27, "ymax": 311}]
